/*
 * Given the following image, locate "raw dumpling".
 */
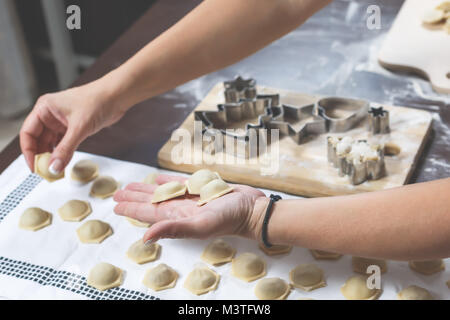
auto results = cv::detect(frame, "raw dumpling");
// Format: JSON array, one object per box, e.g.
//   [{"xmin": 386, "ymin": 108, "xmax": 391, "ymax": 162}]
[
  {"xmin": 259, "ymin": 243, "xmax": 292, "ymax": 256},
  {"xmin": 184, "ymin": 267, "xmax": 220, "ymax": 295},
  {"xmin": 77, "ymin": 220, "xmax": 112, "ymax": 243},
  {"xmin": 310, "ymin": 249, "xmax": 342, "ymax": 260},
  {"xmin": 197, "ymin": 179, "xmax": 233, "ymax": 206},
  {"xmin": 352, "ymin": 256, "xmax": 387, "ymax": 274},
  {"xmin": 58, "ymin": 200, "xmax": 91, "ymax": 222},
  {"xmin": 397, "ymin": 285, "xmax": 434, "ymax": 300},
  {"xmin": 90, "ymin": 176, "xmax": 119, "ymax": 199},
  {"xmin": 341, "ymin": 275, "xmax": 381, "ymax": 300},
  {"xmin": 87, "ymin": 262, "xmax": 122, "ymax": 291},
  {"xmin": 185, "ymin": 169, "xmax": 219, "ymax": 195},
  {"xmin": 34, "ymin": 152, "xmax": 64, "ymax": 182},
  {"xmin": 143, "ymin": 172, "xmax": 159, "ymax": 184},
  {"xmin": 289, "ymin": 264, "xmax": 326, "ymax": 291},
  {"xmin": 151, "ymin": 181, "xmax": 186, "ymax": 203},
  {"xmin": 254, "ymin": 278, "xmax": 290, "ymax": 300},
  {"xmin": 408, "ymin": 260, "xmax": 445, "ymax": 275},
  {"xmin": 201, "ymin": 239, "xmax": 236, "ymax": 266},
  {"xmin": 126, "ymin": 217, "xmax": 151, "ymax": 228},
  {"xmin": 231, "ymin": 253, "xmax": 266, "ymax": 282},
  {"xmin": 19, "ymin": 207, "xmax": 52, "ymax": 231},
  {"xmin": 126, "ymin": 239, "xmax": 160, "ymax": 264},
  {"xmin": 70, "ymin": 160, "xmax": 98, "ymax": 183},
  {"xmin": 142, "ymin": 263, "xmax": 178, "ymax": 291}
]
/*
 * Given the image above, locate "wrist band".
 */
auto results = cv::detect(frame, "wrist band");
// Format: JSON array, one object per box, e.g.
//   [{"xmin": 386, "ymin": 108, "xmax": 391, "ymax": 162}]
[{"xmin": 261, "ymin": 194, "xmax": 282, "ymax": 248}]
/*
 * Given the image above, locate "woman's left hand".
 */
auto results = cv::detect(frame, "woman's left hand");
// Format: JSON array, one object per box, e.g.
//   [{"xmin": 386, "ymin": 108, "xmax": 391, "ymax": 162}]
[{"xmin": 113, "ymin": 174, "xmax": 266, "ymax": 243}]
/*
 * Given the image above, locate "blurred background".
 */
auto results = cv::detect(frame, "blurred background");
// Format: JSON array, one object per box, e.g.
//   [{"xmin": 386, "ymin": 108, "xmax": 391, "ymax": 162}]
[{"xmin": 0, "ymin": 0, "xmax": 156, "ymax": 151}]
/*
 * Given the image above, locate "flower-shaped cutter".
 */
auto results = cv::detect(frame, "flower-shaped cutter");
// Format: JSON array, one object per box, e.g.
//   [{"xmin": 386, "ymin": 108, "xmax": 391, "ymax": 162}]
[{"xmin": 327, "ymin": 137, "xmax": 385, "ymax": 185}]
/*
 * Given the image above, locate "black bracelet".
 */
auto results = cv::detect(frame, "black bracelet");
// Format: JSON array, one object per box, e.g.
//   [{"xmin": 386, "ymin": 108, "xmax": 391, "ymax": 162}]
[{"xmin": 261, "ymin": 194, "xmax": 282, "ymax": 248}]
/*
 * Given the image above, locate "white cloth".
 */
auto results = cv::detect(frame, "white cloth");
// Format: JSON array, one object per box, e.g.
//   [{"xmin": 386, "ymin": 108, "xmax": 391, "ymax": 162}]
[{"xmin": 0, "ymin": 152, "xmax": 448, "ymax": 300}]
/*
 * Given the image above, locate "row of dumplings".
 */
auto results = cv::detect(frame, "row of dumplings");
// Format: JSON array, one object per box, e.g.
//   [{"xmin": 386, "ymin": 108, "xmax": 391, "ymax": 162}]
[{"xmin": 36, "ymin": 152, "xmax": 235, "ymax": 206}]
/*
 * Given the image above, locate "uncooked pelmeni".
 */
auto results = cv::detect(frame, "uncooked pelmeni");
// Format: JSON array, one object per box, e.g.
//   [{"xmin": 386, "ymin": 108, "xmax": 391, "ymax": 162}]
[
  {"xmin": 185, "ymin": 169, "xmax": 220, "ymax": 195},
  {"xmin": 58, "ymin": 200, "xmax": 91, "ymax": 222},
  {"xmin": 231, "ymin": 252, "xmax": 266, "ymax": 282},
  {"xmin": 70, "ymin": 159, "xmax": 98, "ymax": 183},
  {"xmin": 397, "ymin": 285, "xmax": 434, "ymax": 300},
  {"xmin": 310, "ymin": 249, "xmax": 342, "ymax": 260},
  {"xmin": 352, "ymin": 256, "xmax": 387, "ymax": 274},
  {"xmin": 142, "ymin": 263, "xmax": 178, "ymax": 291},
  {"xmin": 126, "ymin": 217, "xmax": 151, "ymax": 228},
  {"xmin": 77, "ymin": 220, "xmax": 112, "ymax": 243},
  {"xmin": 126, "ymin": 239, "xmax": 160, "ymax": 264},
  {"xmin": 90, "ymin": 176, "xmax": 119, "ymax": 199},
  {"xmin": 143, "ymin": 172, "xmax": 159, "ymax": 184},
  {"xmin": 87, "ymin": 262, "xmax": 122, "ymax": 291},
  {"xmin": 197, "ymin": 179, "xmax": 233, "ymax": 206},
  {"xmin": 201, "ymin": 239, "xmax": 235, "ymax": 266},
  {"xmin": 422, "ymin": 8, "xmax": 445, "ymax": 24},
  {"xmin": 184, "ymin": 267, "xmax": 220, "ymax": 295},
  {"xmin": 289, "ymin": 264, "xmax": 326, "ymax": 291},
  {"xmin": 408, "ymin": 259, "xmax": 445, "ymax": 275},
  {"xmin": 34, "ymin": 152, "xmax": 64, "ymax": 182},
  {"xmin": 151, "ymin": 181, "xmax": 186, "ymax": 203},
  {"xmin": 341, "ymin": 275, "xmax": 381, "ymax": 300},
  {"xmin": 254, "ymin": 278, "xmax": 290, "ymax": 300},
  {"xmin": 259, "ymin": 243, "xmax": 292, "ymax": 256},
  {"xmin": 19, "ymin": 207, "xmax": 52, "ymax": 231},
  {"xmin": 444, "ymin": 18, "xmax": 450, "ymax": 33}
]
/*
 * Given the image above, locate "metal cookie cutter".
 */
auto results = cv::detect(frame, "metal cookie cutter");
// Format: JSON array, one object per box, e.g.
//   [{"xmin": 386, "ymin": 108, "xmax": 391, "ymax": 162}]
[
  {"xmin": 327, "ymin": 137, "xmax": 385, "ymax": 185},
  {"xmin": 268, "ymin": 104, "xmax": 327, "ymax": 144},
  {"xmin": 368, "ymin": 106, "xmax": 390, "ymax": 134},
  {"xmin": 315, "ymin": 97, "xmax": 370, "ymax": 133},
  {"xmin": 194, "ymin": 97, "xmax": 275, "ymax": 140},
  {"xmin": 223, "ymin": 76, "xmax": 257, "ymax": 103}
]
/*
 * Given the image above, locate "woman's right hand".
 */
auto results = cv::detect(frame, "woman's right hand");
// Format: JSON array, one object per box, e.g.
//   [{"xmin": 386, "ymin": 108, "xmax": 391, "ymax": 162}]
[{"xmin": 20, "ymin": 79, "xmax": 127, "ymax": 174}]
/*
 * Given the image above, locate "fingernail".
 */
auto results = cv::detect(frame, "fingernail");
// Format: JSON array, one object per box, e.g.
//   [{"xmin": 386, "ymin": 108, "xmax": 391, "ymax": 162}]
[
  {"xmin": 49, "ymin": 159, "xmax": 62, "ymax": 175},
  {"xmin": 144, "ymin": 240, "xmax": 155, "ymax": 246}
]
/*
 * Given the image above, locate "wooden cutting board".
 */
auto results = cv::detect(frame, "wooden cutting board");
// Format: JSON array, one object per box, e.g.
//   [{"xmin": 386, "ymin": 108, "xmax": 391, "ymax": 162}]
[
  {"xmin": 157, "ymin": 83, "xmax": 432, "ymax": 197},
  {"xmin": 379, "ymin": 0, "xmax": 450, "ymax": 93}
]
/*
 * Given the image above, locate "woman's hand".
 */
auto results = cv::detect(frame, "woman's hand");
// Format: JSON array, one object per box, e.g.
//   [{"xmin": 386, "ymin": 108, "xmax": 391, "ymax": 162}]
[
  {"xmin": 113, "ymin": 174, "xmax": 267, "ymax": 243},
  {"xmin": 20, "ymin": 79, "xmax": 127, "ymax": 174}
]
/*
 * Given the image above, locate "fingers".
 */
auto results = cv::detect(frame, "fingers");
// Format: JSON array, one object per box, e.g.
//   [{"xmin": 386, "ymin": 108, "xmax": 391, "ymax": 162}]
[
  {"xmin": 155, "ymin": 174, "xmax": 187, "ymax": 185},
  {"xmin": 143, "ymin": 217, "xmax": 209, "ymax": 243},
  {"xmin": 124, "ymin": 182, "xmax": 158, "ymax": 194},
  {"xmin": 49, "ymin": 127, "xmax": 83, "ymax": 174},
  {"xmin": 20, "ymin": 111, "xmax": 44, "ymax": 171},
  {"xmin": 113, "ymin": 189, "xmax": 152, "ymax": 203},
  {"xmin": 114, "ymin": 201, "xmax": 157, "ymax": 223}
]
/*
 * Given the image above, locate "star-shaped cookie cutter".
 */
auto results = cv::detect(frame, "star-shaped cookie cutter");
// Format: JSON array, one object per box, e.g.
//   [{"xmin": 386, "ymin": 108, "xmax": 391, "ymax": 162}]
[
  {"xmin": 268, "ymin": 103, "xmax": 327, "ymax": 144},
  {"xmin": 223, "ymin": 76, "xmax": 257, "ymax": 103},
  {"xmin": 368, "ymin": 106, "xmax": 390, "ymax": 134}
]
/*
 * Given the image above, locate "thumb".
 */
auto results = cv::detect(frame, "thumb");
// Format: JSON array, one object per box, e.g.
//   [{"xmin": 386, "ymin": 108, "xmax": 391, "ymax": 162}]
[
  {"xmin": 49, "ymin": 127, "xmax": 83, "ymax": 174},
  {"xmin": 143, "ymin": 218, "xmax": 209, "ymax": 243}
]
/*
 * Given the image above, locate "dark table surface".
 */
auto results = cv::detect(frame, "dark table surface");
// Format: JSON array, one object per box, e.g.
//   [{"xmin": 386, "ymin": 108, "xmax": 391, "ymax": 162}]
[{"xmin": 1, "ymin": 0, "xmax": 449, "ymax": 184}]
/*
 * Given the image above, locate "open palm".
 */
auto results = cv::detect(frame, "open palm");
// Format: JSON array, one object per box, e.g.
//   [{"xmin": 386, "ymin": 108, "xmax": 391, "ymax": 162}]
[{"xmin": 113, "ymin": 174, "xmax": 265, "ymax": 243}]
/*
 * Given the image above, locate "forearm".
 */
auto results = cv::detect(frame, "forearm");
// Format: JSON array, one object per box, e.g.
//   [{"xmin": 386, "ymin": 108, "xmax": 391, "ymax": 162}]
[
  {"xmin": 254, "ymin": 178, "xmax": 450, "ymax": 261},
  {"xmin": 96, "ymin": 0, "xmax": 331, "ymax": 110}
]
